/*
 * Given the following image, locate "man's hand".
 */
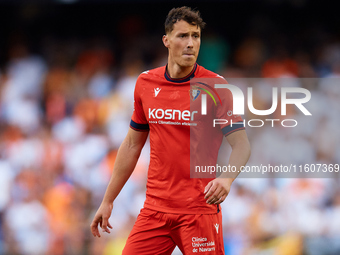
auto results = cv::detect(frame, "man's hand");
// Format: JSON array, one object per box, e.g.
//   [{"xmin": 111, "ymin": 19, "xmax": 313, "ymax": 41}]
[
  {"xmin": 90, "ymin": 202, "xmax": 113, "ymax": 237},
  {"xmin": 204, "ymin": 178, "xmax": 233, "ymax": 204},
  {"xmin": 203, "ymin": 130, "xmax": 251, "ymax": 205},
  {"xmin": 90, "ymin": 129, "xmax": 149, "ymax": 238}
]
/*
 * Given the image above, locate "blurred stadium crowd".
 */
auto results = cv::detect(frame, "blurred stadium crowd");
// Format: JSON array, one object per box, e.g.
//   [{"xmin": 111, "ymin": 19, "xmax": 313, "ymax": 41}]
[{"xmin": 1, "ymin": 2, "xmax": 340, "ymax": 255}]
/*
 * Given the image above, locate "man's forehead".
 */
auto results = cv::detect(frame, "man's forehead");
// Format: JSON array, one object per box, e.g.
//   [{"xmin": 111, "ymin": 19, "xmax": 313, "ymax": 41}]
[{"xmin": 171, "ymin": 20, "xmax": 201, "ymax": 34}]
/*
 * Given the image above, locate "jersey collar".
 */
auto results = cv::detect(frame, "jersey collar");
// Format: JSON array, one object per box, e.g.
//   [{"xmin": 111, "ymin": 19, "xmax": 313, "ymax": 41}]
[{"xmin": 164, "ymin": 63, "xmax": 197, "ymax": 83}]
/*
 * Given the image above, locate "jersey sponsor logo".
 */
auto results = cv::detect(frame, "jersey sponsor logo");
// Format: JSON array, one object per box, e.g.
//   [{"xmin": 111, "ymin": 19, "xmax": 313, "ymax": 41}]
[
  {"xmin": 148, "ymin": 108, "xmax": 197, "ymax": 121},
  {"xmin": 154, "ymin": 88, "xmax": 161, "ymax": 97},
  {"xmin": 214, "ymin": 223, "xmax": 219, "ymax": 234}
]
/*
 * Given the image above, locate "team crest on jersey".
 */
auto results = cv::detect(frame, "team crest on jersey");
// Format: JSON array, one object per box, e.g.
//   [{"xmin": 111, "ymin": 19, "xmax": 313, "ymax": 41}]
[
  {"xmin": 190, "ymin": 85, "xmax": 201, "ymax": 101},
  {"xmin": 189, "ymin": 82, "xmax": 222, "ymax": 106}
]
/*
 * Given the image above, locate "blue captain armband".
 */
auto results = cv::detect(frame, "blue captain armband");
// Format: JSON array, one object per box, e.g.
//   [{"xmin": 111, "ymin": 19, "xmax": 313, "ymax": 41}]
[
  {"xmin": 130, "ymin": 120, "xmax": 150, "ymax": 131},
  {"xmin": 222, "ymin": 121, "xmax": 245, "ymax": 136}
]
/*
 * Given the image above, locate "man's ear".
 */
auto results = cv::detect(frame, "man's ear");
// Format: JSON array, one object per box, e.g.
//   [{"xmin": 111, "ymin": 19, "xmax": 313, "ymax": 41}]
[{"xmin": 162, "ymin": 35, "xmax": 170, "ymax": 48}]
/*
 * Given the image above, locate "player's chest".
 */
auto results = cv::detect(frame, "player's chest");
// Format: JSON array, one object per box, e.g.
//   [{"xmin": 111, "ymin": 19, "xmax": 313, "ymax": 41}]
[
  {"xmin": 140, "ymin": 83, "xmax": 212, "ymax": 124},
  {"xmin": 140, "ymin": 85, "xmax": 191, "ymax": 114}
]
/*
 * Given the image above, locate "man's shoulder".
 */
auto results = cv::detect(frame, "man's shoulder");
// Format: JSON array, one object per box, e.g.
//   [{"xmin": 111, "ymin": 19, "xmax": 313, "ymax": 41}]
[
  {"xmin": 138, "ymin": 66, "xmax": 165, "ymax": 81},
  {"xmin": 196, "ymin": 64, "xmax": 226, "ymax": 80}
]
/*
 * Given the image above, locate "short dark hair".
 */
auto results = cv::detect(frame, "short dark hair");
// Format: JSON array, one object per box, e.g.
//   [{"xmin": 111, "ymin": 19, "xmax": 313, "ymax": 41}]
[{"xmin": 164, "ymin": 6, "xmax": 206, "ymax": 34}]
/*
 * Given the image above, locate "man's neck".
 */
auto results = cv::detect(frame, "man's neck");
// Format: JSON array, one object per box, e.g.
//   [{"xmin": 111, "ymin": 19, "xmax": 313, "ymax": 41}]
[{"xmin": 166, "ymin": 62, "xmax": 195, "ymax": 79}]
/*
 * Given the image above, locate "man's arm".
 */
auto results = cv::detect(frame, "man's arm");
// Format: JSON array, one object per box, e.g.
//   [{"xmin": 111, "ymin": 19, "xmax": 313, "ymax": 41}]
[
  {"xmin": 204, "ymin": 129, "xmax": 251, "ymax": 204},
  {"xmin": 90, "ymin": 128, "xmax": 149, "ymax": 237}
]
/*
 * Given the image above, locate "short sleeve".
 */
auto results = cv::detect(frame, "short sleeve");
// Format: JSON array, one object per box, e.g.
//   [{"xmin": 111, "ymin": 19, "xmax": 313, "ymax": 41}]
[
  {"xmin": 130, "ymin": 76, "xmax": 149, "ymax": 131},
  {"xmin": 215, "ymin": 80, "xmax": 245, "ymax": 136}
]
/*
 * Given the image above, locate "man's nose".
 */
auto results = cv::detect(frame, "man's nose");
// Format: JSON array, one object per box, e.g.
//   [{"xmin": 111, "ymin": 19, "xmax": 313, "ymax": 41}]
[{"xmin": 187, "ymin": 36, "xmax": 194, "ymax": 48}]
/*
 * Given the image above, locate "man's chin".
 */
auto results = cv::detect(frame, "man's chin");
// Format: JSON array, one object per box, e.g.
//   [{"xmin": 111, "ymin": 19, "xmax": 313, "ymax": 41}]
[{"xmin": 181, "ymin": 58, "xmax": 196, "ymax": 67}]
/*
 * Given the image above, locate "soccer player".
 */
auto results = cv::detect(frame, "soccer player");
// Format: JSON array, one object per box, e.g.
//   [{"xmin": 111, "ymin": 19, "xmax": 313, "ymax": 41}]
[{"xmin": 90, "ymin": 6, "xmax": 251, "ymax": 254}]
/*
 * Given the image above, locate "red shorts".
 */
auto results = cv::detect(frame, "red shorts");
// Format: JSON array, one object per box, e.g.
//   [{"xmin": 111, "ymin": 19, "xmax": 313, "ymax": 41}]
[{"xmin": 122, "ymin": 208, "xmax": 225, "ymax": 255}]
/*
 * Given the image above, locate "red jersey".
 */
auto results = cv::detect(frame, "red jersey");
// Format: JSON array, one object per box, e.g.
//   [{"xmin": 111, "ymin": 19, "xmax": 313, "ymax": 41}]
[{"xmin": 130, "ymin": 63, "xmax": 244, "ymax": 214}]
